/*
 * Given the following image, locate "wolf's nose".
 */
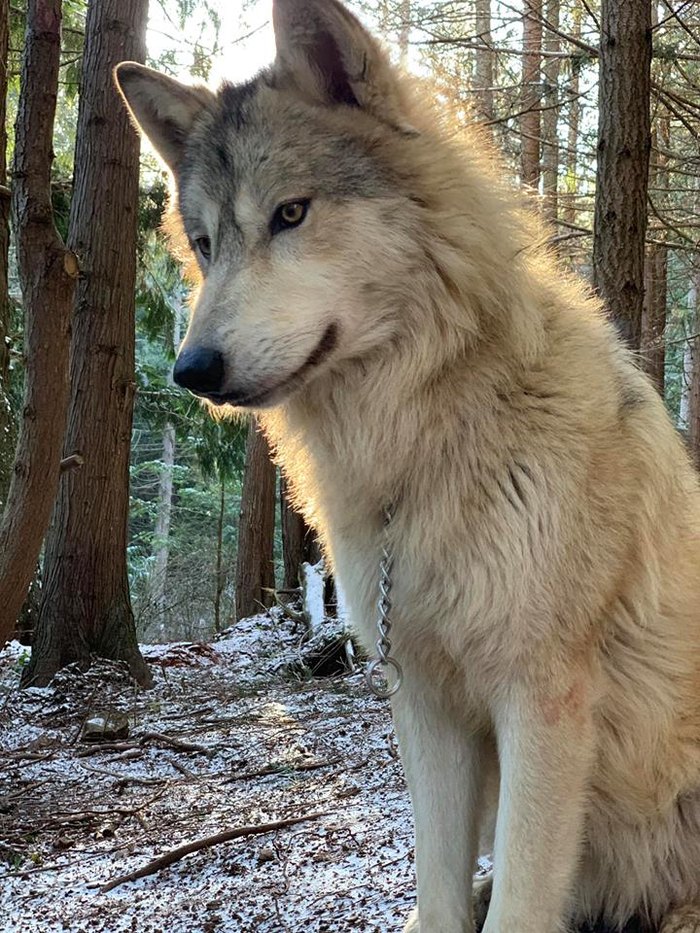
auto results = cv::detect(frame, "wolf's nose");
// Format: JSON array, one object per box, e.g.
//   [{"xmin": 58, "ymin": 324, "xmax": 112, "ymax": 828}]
[{"xmin": 173, "ymin": 347, "xmax": 225, "ymax": 395}]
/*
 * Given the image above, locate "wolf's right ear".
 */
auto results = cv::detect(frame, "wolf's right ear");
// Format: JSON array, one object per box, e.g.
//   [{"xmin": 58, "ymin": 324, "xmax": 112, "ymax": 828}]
[{"xmin": 114, "ymin": 63, "xmax": 214, "ymax": 173}]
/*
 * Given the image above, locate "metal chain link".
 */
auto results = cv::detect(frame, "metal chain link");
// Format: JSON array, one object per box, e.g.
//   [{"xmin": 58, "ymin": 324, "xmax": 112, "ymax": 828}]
[{"xmin": 365, "ymin": 504, "xmax": 403, "ymax": 699}]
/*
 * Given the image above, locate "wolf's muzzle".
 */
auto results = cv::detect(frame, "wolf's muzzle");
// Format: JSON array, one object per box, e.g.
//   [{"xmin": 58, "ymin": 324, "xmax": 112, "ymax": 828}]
[{"xmin": 173, "ymin": 346, "xmax": 225, "ymax": 396}]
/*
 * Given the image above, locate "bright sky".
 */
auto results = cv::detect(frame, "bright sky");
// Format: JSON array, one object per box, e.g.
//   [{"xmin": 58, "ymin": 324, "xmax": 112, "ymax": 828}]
[{"xmin": 146, "ymin": 0, "xmax": 276, "ymax": 86}]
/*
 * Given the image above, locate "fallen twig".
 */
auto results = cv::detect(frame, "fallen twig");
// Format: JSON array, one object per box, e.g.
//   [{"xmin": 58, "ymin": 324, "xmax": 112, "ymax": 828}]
[
  {"xmin": 98, "ymin": 810, "xmax": 330, "ymax": 893},
  {"xmin": 139, "ymin": 730, "xmax": 209, "ymax": 754},
  {"xmin": 80, "ymin": 762, "xmax": 166, "ymax": 787},
  {"xmin": 76, "ymin": 742, "xmax": 142, "ymax": 757},
  {"xmin": 166, "ymin": 757, "xmax": 195, "ymax": 779},
  {"xmin": 224, "ymin": 756, "xmax": 342, "ymax": 783}
]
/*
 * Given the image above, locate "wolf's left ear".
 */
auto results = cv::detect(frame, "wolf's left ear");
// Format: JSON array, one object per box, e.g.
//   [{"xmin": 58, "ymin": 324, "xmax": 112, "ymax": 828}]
[
  {"xmin": 115, "ymin": 62, "xmax": 215, "ymax": 173},
  {"xmin": 272, "ymin": 0, "xmax": 407, "ymax": 126}
]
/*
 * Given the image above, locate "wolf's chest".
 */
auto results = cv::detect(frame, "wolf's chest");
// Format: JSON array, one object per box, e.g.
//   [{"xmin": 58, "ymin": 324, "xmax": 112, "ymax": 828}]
[{"xmin": 326, "ymin": 511, "xmax": 532, "ymax": 688}]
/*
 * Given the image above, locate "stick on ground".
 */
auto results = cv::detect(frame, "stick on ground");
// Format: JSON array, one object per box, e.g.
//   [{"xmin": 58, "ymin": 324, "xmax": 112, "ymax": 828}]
[{"xmin": 99, "ymin": 810, "xmax": 330, "ymax": 893}]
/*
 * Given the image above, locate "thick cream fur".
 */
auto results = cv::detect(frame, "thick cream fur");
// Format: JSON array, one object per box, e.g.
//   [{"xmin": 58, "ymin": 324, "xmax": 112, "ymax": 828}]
[
  {"xmin": 260, "ymin": 72, "xmax": 700, "ymax": 933},
  {"xmin": 120, "ymin": 4, "xmax": 700, "ymax": 928}
]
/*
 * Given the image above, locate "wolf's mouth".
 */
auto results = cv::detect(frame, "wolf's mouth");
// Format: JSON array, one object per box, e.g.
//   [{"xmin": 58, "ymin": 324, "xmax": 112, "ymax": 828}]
[{"xmin": 205, "ymin": 322, "xmax": 338, "ymax": 409}]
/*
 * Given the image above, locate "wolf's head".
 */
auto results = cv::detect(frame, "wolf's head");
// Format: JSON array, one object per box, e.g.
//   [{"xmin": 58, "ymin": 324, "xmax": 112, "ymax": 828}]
[{"xmin": 115, "ymin": 0, "xmax": 447, "ymax": 409}]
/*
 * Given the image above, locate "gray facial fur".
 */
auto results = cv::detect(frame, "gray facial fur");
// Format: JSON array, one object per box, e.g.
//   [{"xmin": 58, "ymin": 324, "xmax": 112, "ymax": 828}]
[{"xmin": 175, "ymin": 72, "xmax": 401, "ymax": 264}]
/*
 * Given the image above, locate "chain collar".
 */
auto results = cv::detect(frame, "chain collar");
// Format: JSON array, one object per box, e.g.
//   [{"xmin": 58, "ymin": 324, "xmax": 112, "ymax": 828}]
[{"xmin": 365, "ymin": 504, "xmax": 403, "ymax": 699}]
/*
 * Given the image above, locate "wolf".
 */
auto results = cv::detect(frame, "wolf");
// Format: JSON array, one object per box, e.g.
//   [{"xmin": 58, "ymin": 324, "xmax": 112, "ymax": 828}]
[{"xmin": 115, "ymin": 1, "xmax": 700, "ymax": 930}]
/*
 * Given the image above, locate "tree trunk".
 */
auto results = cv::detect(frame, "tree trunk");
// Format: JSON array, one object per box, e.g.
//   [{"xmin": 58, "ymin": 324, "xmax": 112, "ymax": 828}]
[
  {"xmin": 640, "ymin": 107, "xmax": 669, "ymax": 395},
  {"xmin": 474, "ymin": 0, "xmax": 494, "ymax": 122},
  {"xmin": 147, "ymin": 420, "xmax": 175, "ymax": 614},
  {"xmin": 280, "ymin": 473, "xmax": 319, "ymax": 590},
  {"xmin": 0, "ymin": 0, "xmax": 12, "ymax": 509},
  {"xmin": 687, "ymin": 269, "xmax": 700, "ymax": 468},
  {"xmin": 562, "ymin": 1, "xmax": 582, "ymax": 230},
  {"xmin": 541, "ymin": 0, "xmax": 560, "ymax": 223},
  {"xmin": 592, "ymin": 0, "xmax": 652, "ymax": 350},
  {"xmin": 398, "ymin": 0, "xmax": 410, "ymax": 66},
  {"xmin": 214, "ymin": 476, "xmax": 225, "ymax": 632},
  {"xmin": 640, "ymin": 241, "xmax": 666, "ymax": 394},
  {"xmin": 520, "ymin": 0, "xmax": 543, "ymax": 188},
  {"xmin": 679, "ymin": 334, "xmax": 692, "ymax": 432},
  {"xmin": 23, "ymin": 0, "xmax": 150, "ymax": 687},
  {"xmin": 0, "ymin": 0, "xmax": 78, "ymax": 644},
  {"xmin": 234, "ymin": 418, "xmax": 276, "ymax": 622},
  {"xmin": 145, "ymin": 298, "xmax": 181, "ymax": 618}
]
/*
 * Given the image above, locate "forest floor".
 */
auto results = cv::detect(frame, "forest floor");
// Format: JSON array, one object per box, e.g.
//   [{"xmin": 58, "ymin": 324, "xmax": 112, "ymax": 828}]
[
  {"xmin": 0, "ymin": 611, "xmax": 419, "ymax": 933},
  {"xmin": 0, "ymin": 615, "xmax": 643, "ymax": 933}
]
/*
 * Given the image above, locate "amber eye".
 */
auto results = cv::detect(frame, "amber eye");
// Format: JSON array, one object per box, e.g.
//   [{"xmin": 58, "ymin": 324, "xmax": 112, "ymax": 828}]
[{"xmin": 271, "ymin": 199, "xmax": 310, "ymax": 235}]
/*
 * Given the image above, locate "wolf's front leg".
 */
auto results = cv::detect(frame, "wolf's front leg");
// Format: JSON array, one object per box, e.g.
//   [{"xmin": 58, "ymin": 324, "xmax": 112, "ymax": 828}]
[
  {"xmin": 392, "ymin": 673, "xmax": 486, "ymax": 933},
  {"xmin": 483, "ymin": 676, "xmax": 595, "ymax": 933}
]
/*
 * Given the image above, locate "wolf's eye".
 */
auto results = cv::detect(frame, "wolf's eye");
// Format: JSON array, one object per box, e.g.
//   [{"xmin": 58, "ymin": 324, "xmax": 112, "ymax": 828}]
[
  {"xmin": 194, "ymin": 236, "xmax": 211, "ymax": 261},
  {"xmin": 271, "ymin": 200, "xmax": 309, "ymax": 235}
]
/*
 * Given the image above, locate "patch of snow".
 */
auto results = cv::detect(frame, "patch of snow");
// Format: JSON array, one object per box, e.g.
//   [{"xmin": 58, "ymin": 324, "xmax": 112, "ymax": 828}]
[
  {"xmin": 301, "ymin": 559, "xmax": 326, "ymax": 635},
  {"xmin": 0, "ymin": 615, "xmax": 419, "ymax": 932}
]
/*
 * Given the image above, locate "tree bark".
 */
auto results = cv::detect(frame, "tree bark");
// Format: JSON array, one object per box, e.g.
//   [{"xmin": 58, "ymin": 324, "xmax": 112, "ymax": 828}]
[
  {"xmin": 687, "ymin": 271, "xmax": 700, "ymax": 468},
  {"xmin": 23, "ymin": 0, "xmax": 150, "ymax": 687},
  {"xmin": 280, "ymin": 473, "xmax": 319, "ymax": 591},
  {"xmin": 398, "ymin": 0, "xmax": 410, "ymax": 66},
  {"xmin": 0, "ymin": 0, "xmax": 78, "ymax": 644},
  {"xmin": 214, "ymin": 476, "xmax": 226, "ymax": 632},
  {"xmin": 562, "ymin": 1, "xmax": 582, "ymax": 230},
  {"xmin": 520, "ymin": 0, "xmax": 543, "ymax": 188},
  {"xmin": 145, "ymin": 298, "xmax": 181, "ymax": 619},
  {"xmin": 234, "ymin": 418, "xmax": 276, "ymax": 622},
  {"xmin": 474, "ymin": 0, "xmax": 494, "ymax": 122},
  {"xmin": 640, "ymin": 109, "xmax": 668, "ymax": 395},
  {"xmin": 0, "ymin": 0, "xmax": 13, "ymax": 508},
  {"xmin": 541, "ymin": 0, "xmax": 560, "ymax": 223},
  {"xmin": 592, "ymin": 0, "xmax": 652, "ymax": 350},
  {"xmin": 147, "ymin": 420, "xmax": 175, "ymax": 614}
]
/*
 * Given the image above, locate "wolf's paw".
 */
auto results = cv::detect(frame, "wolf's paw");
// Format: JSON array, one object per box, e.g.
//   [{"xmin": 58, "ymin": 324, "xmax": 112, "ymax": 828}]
[
  {"xmin": 473, "ymin": 873, "xmax": 493, "ymax": 932},
  {"xmin": 660, "ymin": 905, "xmax": 700, "ymax": 933},
  {"xmin": 403, "ymin": 907, "xmax": 419, "ymax": 933}
]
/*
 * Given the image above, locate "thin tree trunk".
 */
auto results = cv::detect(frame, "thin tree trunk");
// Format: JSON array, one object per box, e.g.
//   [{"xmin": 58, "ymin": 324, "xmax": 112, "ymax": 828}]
[
  {"xmin": 23, "ymin": 0, "xmax": 150, "ymax": 687},
  {"xmin": 146, "ymin": 300, "xmax": 182, "ymax": 617},
  {"xmin": 0, "ymin": 0, "xmax": 78, "ymax": 644},
  {"xmin": 280, "ymin": 473, "xmax": 319, "ymax": 591},
  {"xmin": 0, "ymin": 0, "xmax": 12, "ymax": 508},
  {"xmin": 679, "ymin": 335, "xmax": 692, "ymax": 432},
  {"xmin": 398, "ymin": 0, "xmax": 410, "ymax": 66},
  {"xmin": 234, "ymin": 418, "xmax": 276, "ymax": 622},
  {"xmin": 148, "ymin": 420, "xmax": 175, "ymax": 614},
  {"xmin": 687, "ymin": 269, "xmax": 700, "ymax": 468},
  {"xmin": 214, "ymin": 476, "xmax": 225, "ymax": 632},
  {"xmin": 474, "ymin": 0, "xmax": 494, "ymax": 122},
  {"xmin": 640, "ymin": 3, "xmax": 666, "ymax": 394},
  {"xmin": 641, "ymin": 110, "xmax": 668, "ymax": 395},
  {"xmin": 521, "ymin": 0, "xmax": 543, "ymax": 188},
  {"xmin": 563, "ymin": 0, "xmax": 582, "ymax": 229},
  {"xmin": 592, "ymin": 0, "xmax": 652, "ymax": 350},
  {"xmin": 541, "ymin": 0, "xmax": 560, "ymax": 223}
]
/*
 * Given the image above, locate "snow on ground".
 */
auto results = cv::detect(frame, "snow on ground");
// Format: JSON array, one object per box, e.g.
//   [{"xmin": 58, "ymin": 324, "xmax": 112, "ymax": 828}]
[{"xmin": 0, "ymin": 614, "xmax": 417, "ymax": 932}]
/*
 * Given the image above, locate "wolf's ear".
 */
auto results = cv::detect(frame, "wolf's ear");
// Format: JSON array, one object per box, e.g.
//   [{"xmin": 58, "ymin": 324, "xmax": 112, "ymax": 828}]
[
  {"xmin": 114, "ymin": 62, "xmax": 214, "ymax": 173},
  {"xmin": 272, "ymin": 0, "xmax": 406, "ymax": 125}
]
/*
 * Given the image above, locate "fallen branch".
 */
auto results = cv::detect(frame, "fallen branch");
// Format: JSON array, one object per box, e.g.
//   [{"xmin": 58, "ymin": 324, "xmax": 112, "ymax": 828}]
[
  {"xmin": 80, "ymin": 762, "xmax": 166, "ymax": 787},
  {"xmin": 99, "ymin": 810, "xmax": 330, "ymax": 893},
  {"xmin": 76, "ymin": 742, "xmax": 142, "ymax": 757},
  {"xmin": 139, "ymin": 730, "xmax": 209, "ymax": 754},
  {"xmin": 224, "ymin": 756, "xmax": 341, "ymax": 783}
]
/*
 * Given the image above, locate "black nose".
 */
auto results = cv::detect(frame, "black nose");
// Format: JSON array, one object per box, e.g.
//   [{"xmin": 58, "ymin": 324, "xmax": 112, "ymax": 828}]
[{"xmin": 173, "ymin": 346, "xmax": 225, "ymax": 395}]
